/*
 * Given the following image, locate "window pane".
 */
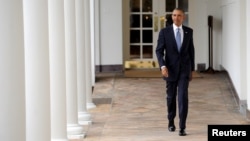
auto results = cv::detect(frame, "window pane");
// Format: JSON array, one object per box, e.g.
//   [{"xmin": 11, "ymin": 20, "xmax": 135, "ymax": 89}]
[
  {"xmin": 130, "ymin": 0, "xmax": 140, "ymax": 12},
  {"xmin": 130, "ymin": 45, "xmax": 140, "ymax": 59},
  {"xmin": 130, "ymin": 14, "xmax": 140, "ymax": 27},
  {"xmin": 142, "ymin": 0, "xmax": 152, "ymax": 12},
  {"xmin": 142, "ymin": 30, "xmax": 152, "ymax": 43},
  {"xmin": 179, "ymin": 0, "xmax": 188, "ymax": 12},
  {"xmin": 165, "ymin": 0, "xmax": 175, "ymax": 12},
  {"xmin": 165, "ymin": 14, "xmax": 173, "ymax": 27},
  {"xmin": 142, "ymin": 14, "xmax": 152, "ymax": 27},
  {"xmin": 143, "ymin": 45, "xmax": 153, "ymax": 58},
  {"xmin": 130, "ymin": 30, "xmax": 140, "ymax": 43}
]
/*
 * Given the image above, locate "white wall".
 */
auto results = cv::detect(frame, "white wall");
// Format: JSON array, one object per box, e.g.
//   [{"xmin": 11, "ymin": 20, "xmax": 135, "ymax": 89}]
[
  {"xmin": 98, "ymin": 0, "xmax": 123, "ymax": 65},
  {"xmin": 189, "ymin": 0, "xmax": 248, "ymax": 102},
  {"xmin": 207, "ymin": 0, "xmax": 223, "ymax": 70},
  {"xmin": 189, "ymin": 0, "xmax": 209, "ymax": 70},
  {"xmin": 221, "ymin": 0, "xmax": 244, "ymax": 99},
  {"xmin": 239, "ymin": 0, "xmax": 247, "ymax": 101},
  {"xmin": 247, "ymin": 0, "xmax": 250, "ymax": 111},
  {"xmin": 189, "ymin": 0, "xmax": 223, "ymax": 71},
  {"xmin": 220, "ymin": 0, "xmax": 250, "ymax": 114}
]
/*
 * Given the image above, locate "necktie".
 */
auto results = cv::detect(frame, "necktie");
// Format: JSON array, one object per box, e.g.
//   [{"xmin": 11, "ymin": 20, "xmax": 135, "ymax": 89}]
[{"xmin": 176, "ymin": 28, "xmax": 181, "ymax": 52}]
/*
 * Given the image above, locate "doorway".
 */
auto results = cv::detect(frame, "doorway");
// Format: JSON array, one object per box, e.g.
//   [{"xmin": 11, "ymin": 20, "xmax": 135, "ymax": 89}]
[{"xmin": 129, "ymin": 0, "xmax": 188, "ymax": 62}]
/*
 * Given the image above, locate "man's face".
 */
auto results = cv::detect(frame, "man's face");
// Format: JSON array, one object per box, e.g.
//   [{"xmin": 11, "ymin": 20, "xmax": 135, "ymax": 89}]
[{"xmin": 172, "ymin": 9, "xmax": 185, "ymax": 26}]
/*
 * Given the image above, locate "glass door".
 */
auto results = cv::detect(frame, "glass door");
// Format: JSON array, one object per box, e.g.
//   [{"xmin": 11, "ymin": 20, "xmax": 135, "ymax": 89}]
[{"xmin": 129, "ymin": 0, "xmax": 188, "ymax": 61}]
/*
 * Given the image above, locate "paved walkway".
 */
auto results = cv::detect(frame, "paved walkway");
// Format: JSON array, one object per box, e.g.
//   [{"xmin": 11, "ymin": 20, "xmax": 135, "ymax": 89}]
[{"xmin": 73, "ymin": 71, "xmax": 250, "ymax": 141}]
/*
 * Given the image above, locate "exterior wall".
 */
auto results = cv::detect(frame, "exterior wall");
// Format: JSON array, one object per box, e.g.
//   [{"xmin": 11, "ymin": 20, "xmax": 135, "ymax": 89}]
[
  {"xmin": 221, "ymin": 0, "xmax": 241, "ymax": 98},
  {"xmin": 221, "ymin": 0, "xmax": 249, "ymax": 115},
  {"xmin": 96, "ymin": 0, "xmax": 123, "ymax": 72},
  {"xmin": 247, "ymin": 0, "xmax": 250, "ymax": 115},
  {"xmin": 189, "ymin": 0, "xmax": 209, "ymax": 70},
  {"xmin": 221, "ymin": 0, "xmax": 247, "ymax": 100},
  {"xmin": 206, "ymin": 0, "xmax": 223, "ymax": 71}
]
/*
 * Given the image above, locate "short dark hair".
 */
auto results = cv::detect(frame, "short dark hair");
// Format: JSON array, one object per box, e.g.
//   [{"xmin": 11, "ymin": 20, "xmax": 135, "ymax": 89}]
[{"xmin": 173, "ymin": 8, "xmax": 185, "ymax": 14}]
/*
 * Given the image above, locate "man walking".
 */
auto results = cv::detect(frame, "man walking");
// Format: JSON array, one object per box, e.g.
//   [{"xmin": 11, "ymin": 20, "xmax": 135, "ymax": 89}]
[{"xmin": 155, "ymin": 8, "xmax": 195, "ymax": 136}]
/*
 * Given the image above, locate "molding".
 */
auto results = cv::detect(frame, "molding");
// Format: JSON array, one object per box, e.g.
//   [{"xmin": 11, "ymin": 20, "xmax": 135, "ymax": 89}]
[
  {"xmin": 95, "ymin": 64, "xmax": 123, "ymax": 73},
  {"xmin": 224, "ymin": 70, "xmax": 248, "ymax": 119},
  {"xmin": 225, "ymin": 71, "xmax": 240, "ymax": 105},
  {"xmin": 239, "ymin": 100, "xmax": 247, "ymax": 117},
  {"xmin": 247, "ymin": 109, "xmax": 250, "ymax": 121}
]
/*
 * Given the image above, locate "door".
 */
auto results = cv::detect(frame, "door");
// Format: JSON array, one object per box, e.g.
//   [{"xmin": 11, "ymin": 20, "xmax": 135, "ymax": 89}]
[{"xmin": 129, "ymin": 0, "xmax": 188, "ymax": 61}]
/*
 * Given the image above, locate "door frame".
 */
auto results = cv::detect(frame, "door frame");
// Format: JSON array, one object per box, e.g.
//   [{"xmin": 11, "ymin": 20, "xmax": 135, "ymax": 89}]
[{"xmin": 127, "ymin": 0, "xmax": 166, "ymax": 62}]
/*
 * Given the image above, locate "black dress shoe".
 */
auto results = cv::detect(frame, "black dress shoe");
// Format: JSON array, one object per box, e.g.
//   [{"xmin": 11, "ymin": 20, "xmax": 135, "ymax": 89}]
[
  {"xmin": 179, "ymin": 129, "xmax": 187, "ymax": 136},
  {"xmin": 168, "ymin": 121, "xmax": 175, "ymax": 132},
  {"xmin": 168, "ymin": 125, "xmax": 176, "ymax": 132}
]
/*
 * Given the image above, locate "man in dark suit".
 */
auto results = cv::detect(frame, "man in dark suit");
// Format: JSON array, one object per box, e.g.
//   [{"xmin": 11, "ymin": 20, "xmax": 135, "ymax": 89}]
[{"xmin": 155, "ymin": 8, "xmax": 195, "ymax": 136}]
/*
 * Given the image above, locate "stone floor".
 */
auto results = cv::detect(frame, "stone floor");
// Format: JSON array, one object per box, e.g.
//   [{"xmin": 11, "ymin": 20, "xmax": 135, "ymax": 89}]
[{"xmin": 72, "ymin": 71, "xmax": 250, "ymax": 141}]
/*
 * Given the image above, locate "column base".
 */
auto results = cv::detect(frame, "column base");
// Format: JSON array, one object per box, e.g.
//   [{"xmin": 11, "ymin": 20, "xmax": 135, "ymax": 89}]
[
  {"xmin": 67, "ymin": 134, "xmax": 84, "ymax": 140},
  {"xmin": 79, "ymin": 120, "xmax": 92, "ymax": 125},
  {"xmin": 67, "ymin": 124, "xmax": 85, "ymax": 139},
  {"xmin": 78, "ymin": 112, "xmax": 92, "ymax": 125},
  {"xmin": 87, "ymin": 102, "xmax": 96, "ymax": 109},
  {"xmin": 51, "ymin": 139, "xmax": 68, "ymax": 141}
]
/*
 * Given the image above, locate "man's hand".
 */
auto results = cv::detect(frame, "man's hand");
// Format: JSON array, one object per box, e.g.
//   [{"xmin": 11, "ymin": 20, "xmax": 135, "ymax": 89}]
[{"xmin": 161, "ymin": 66, "xmax": 169, "ymax": 77}]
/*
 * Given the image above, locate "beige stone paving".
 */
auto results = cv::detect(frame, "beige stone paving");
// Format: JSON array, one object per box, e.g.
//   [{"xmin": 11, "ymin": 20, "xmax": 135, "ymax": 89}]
[{"xmin": 71, "ymin": 71, "xmax": 250, "ymax": 141}]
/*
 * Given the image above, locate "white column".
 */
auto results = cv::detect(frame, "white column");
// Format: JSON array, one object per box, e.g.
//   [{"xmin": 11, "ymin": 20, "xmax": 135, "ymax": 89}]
[
  {"xmin": 0, "ymin": 1, "xmax": 25, "ymax": 141},
  {"xmin": 75, "ymin": 0, "xmax": 92, "ymax": 125},
  {"xmin": 48, "ymin": 0, "xmax": 68, "ymax": 141},
  {"xmin": 64, "ymin": 0, "xmax": 85, "ymax": 139},
  {"xmin": 23, "ymin": 0, "xmax": 51, "ymax": 141},
  {"xmin": 247, "ymin": 0, "xmax": 250, "ymax": 112},
  {"xmin": 84, "ymin": 0, "xmax": 96, "ymax": 109},
  {"xmin": 90, "ymin": 0, "xmax": 96, "ymax": 85}
]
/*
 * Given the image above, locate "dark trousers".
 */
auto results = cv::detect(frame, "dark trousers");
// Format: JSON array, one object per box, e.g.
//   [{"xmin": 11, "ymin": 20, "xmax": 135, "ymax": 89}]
[{"xmin": 166, "ymin": 77, "xmax": 189, "ymax": 129}]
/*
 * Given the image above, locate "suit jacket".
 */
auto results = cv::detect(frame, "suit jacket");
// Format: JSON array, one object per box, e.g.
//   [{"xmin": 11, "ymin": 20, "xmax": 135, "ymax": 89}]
[{"xmin": 155, "ymin": 24, "xmax": 195, "ymax": 81}]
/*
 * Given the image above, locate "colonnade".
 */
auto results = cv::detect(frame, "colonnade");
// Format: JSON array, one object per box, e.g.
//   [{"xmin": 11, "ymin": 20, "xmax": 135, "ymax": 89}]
[{"xmin": 0, "ymin": 0, "xmax": 95, "ymax": 141}]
